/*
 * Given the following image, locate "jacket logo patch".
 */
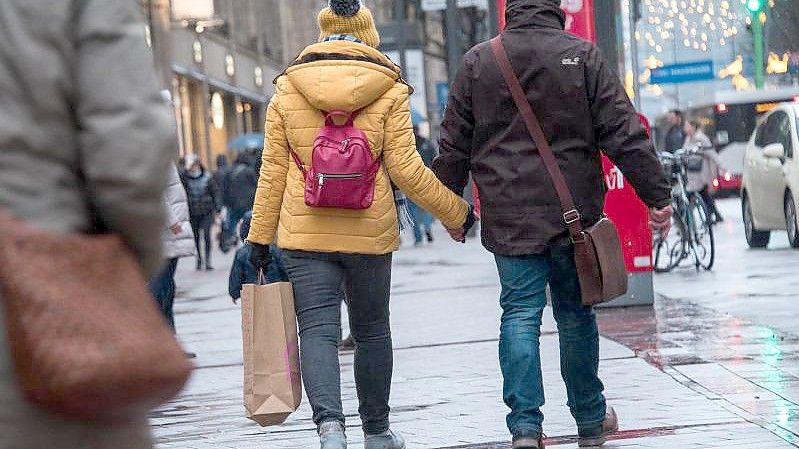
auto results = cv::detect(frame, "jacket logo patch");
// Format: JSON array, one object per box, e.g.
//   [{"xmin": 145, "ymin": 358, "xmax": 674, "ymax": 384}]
[{"xmin": 562, "ymin": 57, "xmax": 581, "ymax": 66}]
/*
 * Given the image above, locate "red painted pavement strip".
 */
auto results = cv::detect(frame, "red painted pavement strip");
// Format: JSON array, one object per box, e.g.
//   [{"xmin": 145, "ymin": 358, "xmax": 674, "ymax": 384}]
[{"xmin": 435, "ymin": 421, "xmax": 743, "ymax": 448}]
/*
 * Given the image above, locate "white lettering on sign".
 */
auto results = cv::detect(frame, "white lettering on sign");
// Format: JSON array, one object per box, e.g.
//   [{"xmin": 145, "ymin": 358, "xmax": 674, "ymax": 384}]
[
  {"xmin": 605, "ymin": 166, "xmax": 625, "ymax": 191},
  {"xmin": 561, "ymin": 0, "xmax": 584, "ymax": 32},
  {"xmin": 421, "ymin": 0, "xmax": 488, "ymax": 11},
  {"xmin": 561, "ymin": 0, "xmax": 584, "ymax": 13}
]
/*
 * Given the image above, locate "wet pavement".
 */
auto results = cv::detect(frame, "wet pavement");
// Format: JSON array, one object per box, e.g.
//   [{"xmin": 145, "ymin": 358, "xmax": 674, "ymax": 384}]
[{"xmin": 152, "ymin": 197, "xmax": 799, "ymax": 448}]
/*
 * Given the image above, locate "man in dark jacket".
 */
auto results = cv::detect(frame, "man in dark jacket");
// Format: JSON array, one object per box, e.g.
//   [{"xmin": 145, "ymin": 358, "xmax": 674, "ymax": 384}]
[
  {"xmin": 663, "ymin": 109, "xmax": 686, "ymax": 153},
  {"xmin": 433, "ymin": 1, "xmax": 672, "ymax": 448}
]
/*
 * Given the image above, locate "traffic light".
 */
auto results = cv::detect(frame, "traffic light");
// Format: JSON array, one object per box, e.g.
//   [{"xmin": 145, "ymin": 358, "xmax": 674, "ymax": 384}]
[{"xmin": 746, "ymin": 0, "xmax": 764, "ymax": 13}]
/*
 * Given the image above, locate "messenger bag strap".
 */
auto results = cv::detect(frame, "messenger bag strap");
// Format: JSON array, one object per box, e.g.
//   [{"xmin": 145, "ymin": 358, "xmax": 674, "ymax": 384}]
[{"xmin": 489, "ymin": 36, "xmax": 584, "ymax": 241}]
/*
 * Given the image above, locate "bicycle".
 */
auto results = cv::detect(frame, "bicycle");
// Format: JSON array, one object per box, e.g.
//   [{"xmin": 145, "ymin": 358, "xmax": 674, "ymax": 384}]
[{"xmin": 653, "ymin": 148, "xmax": 715, "ymax": 273}]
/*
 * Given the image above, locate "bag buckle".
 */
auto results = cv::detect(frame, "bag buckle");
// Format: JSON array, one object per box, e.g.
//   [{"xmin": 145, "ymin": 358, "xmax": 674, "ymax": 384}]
[{"xmin": 563, "ymin": 209, "xmax": 581, "ymax": 225}]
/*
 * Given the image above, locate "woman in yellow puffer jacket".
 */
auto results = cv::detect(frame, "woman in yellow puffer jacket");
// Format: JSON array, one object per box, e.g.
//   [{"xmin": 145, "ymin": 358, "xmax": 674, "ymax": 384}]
[{"xmin": 246, "ymin": 1, "xmax": 473, "ymax": 448}]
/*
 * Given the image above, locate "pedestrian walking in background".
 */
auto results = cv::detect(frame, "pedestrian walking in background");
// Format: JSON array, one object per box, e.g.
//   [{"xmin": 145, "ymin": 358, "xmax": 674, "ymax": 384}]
[
  {"xmin": 408, "ymin": 124, "xmax": 437, "ymax": 245},
  {"xmin": 151, "ymin": 164, "xmax": 196, "ymax": 331},
  {"xmin": 229, "ymin": 212, "xmax": 288, "ymax": 304},
  {"xmin": 183, "ymin": 154, "xmax": 222, "ymax": 271},
  {"xmin": 684, "ymin": 120, "xmax": 725, "ymax": 224},
  {"xmin": 223, "ymin": 151, "xmax": 259, "ymax": 247},
  {"xmin": 246, "ymin": 1, "xmax": 475, "ymax": 447},
  {"xmin": 433, "ymin": 1, "xmax": 672, "ymax": 447},
  {"xmin": 664, "ymin": 109, "xmax": 686, "ymax": 153},
  {"xmin": 0, "ymin": 1, "xmax": 175, "ymax": 447},
  {"xmin": 213, "ymin": 154, "xmax": 231, "ymax": 203},
  {"xmin": 213, "ymin": 154, "xmax": 235, "ymax": 252}
]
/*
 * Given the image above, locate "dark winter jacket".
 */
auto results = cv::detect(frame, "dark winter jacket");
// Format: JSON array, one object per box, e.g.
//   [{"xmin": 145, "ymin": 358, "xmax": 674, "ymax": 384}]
[
  {"xmin": 225, "ymin": 158, "xmax": 259, "ymax": 212},
  {"xmin": 433, "ymin": 0, "xmax": 671, "ymax": 256},
  {"xmin": 664, "ymin": 125, "xmax": 686, "ymax": 153},
  {"xmin": 229, "ymin": 212, "xmax": 287, "ymax": 300},
  {"xmin": 183, "ymin": 168, "xmax": 221, "ymax": 218}
]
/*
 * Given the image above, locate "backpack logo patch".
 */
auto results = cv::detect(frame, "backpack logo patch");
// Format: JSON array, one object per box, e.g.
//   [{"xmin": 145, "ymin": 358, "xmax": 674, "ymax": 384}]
[{"xmin": 562, "ymin": 57, "xmax": 581, "ymax": 66}]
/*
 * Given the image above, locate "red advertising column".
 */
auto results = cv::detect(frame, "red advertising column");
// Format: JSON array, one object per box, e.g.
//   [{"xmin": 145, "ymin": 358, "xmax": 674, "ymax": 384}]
[{"xmin": 561, "ymin": 0, "xmax": 655, "ymax": 306}]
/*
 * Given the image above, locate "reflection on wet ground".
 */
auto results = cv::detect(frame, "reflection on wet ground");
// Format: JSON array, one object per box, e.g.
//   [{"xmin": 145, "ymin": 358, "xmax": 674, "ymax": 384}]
[{"xmin": 597, "ymin": 296, "xmax": 799, "ymax": 445}]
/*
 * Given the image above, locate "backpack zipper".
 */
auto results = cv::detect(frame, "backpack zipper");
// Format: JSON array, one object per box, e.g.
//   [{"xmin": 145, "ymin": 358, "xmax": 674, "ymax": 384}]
[{"xmin": 318, "ymin": 173, "xmax": 363, "ymax": 187}]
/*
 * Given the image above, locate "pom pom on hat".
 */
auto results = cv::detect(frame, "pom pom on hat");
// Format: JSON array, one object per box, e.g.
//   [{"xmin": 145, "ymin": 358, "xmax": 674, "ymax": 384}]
[
  {"xmin": 318, "ymin": 0, "xmax": 380, "ymax": 48},
  {"xmin": 329, "ymin": 0, "xmax": 361, "ymax": 17}
]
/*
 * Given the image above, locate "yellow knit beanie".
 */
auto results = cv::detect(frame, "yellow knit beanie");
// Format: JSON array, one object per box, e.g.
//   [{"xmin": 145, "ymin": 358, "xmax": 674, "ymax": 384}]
[{"xmin": 318, "ymin": 0, "xmax": 380, "ymax": 48}]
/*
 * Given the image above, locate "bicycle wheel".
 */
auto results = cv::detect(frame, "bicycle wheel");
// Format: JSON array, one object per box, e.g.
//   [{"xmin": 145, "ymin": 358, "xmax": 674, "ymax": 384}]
[
  {"xmin": 688, "ymin": 193, "xmax": 715, "ymax": 270},
  {"xmin": 653, "ymin": 207, "xmax": 688, "ymax": 273}
]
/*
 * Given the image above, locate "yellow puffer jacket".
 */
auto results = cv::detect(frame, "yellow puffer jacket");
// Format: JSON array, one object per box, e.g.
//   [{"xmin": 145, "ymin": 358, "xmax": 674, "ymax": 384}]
[{"xmin": 247, "ymin": 40, "xmax": 469, "ymax": 255}]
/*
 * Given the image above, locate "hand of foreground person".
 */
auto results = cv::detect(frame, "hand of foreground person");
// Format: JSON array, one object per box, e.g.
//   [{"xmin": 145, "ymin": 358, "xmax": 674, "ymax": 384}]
[
  {"xmin": 169, "ymin": 222, "xmax": 182, "ymax": 235},
  {"xmin": 649, "ymin": 205, "xmax": 673, "ymax": 238},
  {"xmin": 248, "ymin": 242, "xmax": 272, "ymax": 273}
]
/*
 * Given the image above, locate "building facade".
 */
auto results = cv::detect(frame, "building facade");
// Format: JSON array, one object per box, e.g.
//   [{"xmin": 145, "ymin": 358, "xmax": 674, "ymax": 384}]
[{"xmin": 145, "ymin": 0, "xmax": 285, "ymax": 166}]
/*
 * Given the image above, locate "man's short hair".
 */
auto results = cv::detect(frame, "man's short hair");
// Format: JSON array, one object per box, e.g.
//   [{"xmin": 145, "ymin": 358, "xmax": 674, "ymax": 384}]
[{"xmin": 669, "ymin": 109, "xmax": 684, "ymax": 120}]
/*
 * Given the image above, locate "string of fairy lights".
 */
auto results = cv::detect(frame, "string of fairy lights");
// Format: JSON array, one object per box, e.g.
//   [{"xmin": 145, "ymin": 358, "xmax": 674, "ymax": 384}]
[
  {"xmin": 636, "ymin": 0, "xmax": 748, "ymax": 54},
  {"xmin": 629, "ymin": 0, "xmax": 786, "ymax": 93}
]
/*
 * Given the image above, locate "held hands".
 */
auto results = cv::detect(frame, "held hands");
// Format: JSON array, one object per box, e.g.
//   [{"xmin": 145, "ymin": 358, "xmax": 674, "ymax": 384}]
[
  {"xmin": 248, "ymin": 242, "xmax": 272, "ymax": 273},
  {"xmin": 649, "ymin": 205, "xmax": 673, "ymax": 238},
  {"xmin": 445, "ymin": 205, "xmax": 478, "ymax": 243}
]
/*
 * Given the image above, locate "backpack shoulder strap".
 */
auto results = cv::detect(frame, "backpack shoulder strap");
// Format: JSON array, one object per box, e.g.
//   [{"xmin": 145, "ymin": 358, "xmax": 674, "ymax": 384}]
[{"xmin": 489, "ymin": 36, "xmax": 584, "ymax": 240}]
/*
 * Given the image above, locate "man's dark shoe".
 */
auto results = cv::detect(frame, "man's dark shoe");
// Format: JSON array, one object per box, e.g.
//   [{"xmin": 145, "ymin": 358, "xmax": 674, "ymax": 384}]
[
  {"xmin": 512, "ymin": 434, "xmax": 544, "ymax": 449},
  {"xmin": 578, "ymin": 407, "xmax": 618, "ymax": 447},
  {"xmin": 195, "ymin": 258, "xmax": 202, "ymax": 271}
]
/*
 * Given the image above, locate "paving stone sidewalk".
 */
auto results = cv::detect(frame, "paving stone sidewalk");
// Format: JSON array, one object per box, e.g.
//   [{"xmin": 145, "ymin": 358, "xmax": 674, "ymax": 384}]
[{"xmin": 152, "ymin": 227, "xmax": 797, "ymax": 448}]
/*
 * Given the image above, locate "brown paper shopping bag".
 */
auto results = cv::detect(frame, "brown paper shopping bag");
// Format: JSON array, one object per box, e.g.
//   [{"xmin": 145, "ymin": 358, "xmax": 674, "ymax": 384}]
[{"xmin": 241, "ymin": 282, "xmax": 302, "ymax": 426}]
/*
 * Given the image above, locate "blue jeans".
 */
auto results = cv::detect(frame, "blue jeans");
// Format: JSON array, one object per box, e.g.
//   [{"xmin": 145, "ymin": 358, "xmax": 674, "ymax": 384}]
[
  {"xmin": 495, "ymin": 243, "xmax": 606, "ymax": 438},
  {"xmin": 149, "ymin": 258, "xmax": 179, "ymax": 330},
  {"xmin": 407, "ymin": 200, "xmax": 433, "ymax": 243}
]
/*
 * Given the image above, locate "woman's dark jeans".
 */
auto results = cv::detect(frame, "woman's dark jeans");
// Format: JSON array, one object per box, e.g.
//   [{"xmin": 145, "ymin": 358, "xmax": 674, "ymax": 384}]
[
  {"xmin": 190, "ymin": 214, "xmax": 214, "ymax": 268},
  {"xmin": 281, "ymin": 250, "xmax": 393, "ymax": 435}
]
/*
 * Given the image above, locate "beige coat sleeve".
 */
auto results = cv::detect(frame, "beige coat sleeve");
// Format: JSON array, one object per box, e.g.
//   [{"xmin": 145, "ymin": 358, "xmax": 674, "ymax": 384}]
[
  {"xmin": 74, "ymin": 0, "xmax": 176, "ymax": 276},
  {"xmin": 382, "ymin": 90, "xmax": 469, "ymax": 229}
]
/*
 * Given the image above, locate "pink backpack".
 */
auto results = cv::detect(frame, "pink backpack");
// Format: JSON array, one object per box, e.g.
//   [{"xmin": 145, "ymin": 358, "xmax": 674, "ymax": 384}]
[{"xmin": 290, "ymin": 110, "xmax": 380, "ymax": 210}]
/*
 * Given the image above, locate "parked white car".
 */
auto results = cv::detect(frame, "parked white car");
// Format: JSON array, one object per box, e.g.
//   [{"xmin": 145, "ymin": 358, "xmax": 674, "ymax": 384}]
[{"xmin": 742, "ymin": 104, "xmax": 799, "ymax": 248}]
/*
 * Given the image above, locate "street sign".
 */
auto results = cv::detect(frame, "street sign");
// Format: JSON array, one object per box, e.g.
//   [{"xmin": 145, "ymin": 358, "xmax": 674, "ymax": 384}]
[
  {"xmin": 421, "ymin": 0, "xmax": 487, "ymax": 12},
  {"xmin": 649, "ymin": 61, "xmax": 715, "ymax": 84}
]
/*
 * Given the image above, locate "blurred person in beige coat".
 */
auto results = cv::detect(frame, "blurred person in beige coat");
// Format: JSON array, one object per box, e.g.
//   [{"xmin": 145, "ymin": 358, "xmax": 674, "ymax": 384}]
[{"xmin": 0, "ymin": 0, "xmax": 176, "ymax": 448}]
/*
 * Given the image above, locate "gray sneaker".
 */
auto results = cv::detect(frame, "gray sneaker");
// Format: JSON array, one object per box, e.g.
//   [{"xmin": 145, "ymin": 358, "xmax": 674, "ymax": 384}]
[
  {"xmin": 364, "ymin": 429, "xmax": 406, "ymax": 449},
  {"xmin": 319, "ymin": 421, "xmax": 347, "ymax": 449}
]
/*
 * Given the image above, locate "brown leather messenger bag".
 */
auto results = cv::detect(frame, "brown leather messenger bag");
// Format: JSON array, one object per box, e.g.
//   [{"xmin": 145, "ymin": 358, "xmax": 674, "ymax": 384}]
[{"xmin": 489, "ymin": 36, "xmax": 628, "ymax": 306}]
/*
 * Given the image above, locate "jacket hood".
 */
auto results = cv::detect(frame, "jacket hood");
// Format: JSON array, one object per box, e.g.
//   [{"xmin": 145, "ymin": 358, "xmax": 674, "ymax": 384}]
[
  {"xmin": 284, "ymin": 40, "xmax": 402, "ymax": 112},
  {"xmin": 505, "ymin": 0, "xmax": 565, "ymax": 31}
]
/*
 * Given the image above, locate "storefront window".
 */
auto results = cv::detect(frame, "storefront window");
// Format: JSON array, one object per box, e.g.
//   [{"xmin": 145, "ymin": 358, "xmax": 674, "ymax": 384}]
[{"xmin": 174, "ymin": 76, "xmax": 208, "ymax": 164}]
